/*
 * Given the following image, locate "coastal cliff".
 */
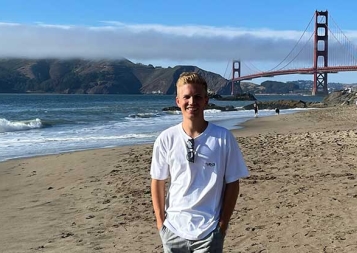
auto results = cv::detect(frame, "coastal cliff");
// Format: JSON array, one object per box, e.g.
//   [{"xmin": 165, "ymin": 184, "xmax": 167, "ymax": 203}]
[{"xmin": 0, "ymin": 58, "xmax": 238, "ymax": 95}]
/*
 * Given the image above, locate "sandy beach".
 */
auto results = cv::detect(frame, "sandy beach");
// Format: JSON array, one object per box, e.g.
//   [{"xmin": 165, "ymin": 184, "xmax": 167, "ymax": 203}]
[{"xmin": 1, "ymin": 106, "xmax": 357, "ymax": 253}]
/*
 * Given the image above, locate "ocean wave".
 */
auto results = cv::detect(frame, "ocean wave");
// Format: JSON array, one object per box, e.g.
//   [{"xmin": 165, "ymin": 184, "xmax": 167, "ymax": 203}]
[
  {"xmin": 0, "ymin": 118, "xmax": 43, "ymax": 133},
  {"xmin": 127, "ymin": 112, "xmax": 161, "ymax": 118},
  {"xmin": 164, "ymin": 110, "xmax": 181, "ymax": 115},
  {"xmin": 204, "ymin": 109, "xmax": 222, "ymax": 114}
]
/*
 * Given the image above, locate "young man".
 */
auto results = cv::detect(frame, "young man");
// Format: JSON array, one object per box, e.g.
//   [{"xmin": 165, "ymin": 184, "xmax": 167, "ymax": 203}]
[{"xmin": 151, "ymin": 72, "xmax": 249, "ymax": 252}]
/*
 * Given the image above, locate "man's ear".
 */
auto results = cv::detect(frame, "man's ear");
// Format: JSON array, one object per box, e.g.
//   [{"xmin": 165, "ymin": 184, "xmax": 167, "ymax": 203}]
[{"xmin": 176, "ymin": 97, "xmax": 180, "ymax": 106}]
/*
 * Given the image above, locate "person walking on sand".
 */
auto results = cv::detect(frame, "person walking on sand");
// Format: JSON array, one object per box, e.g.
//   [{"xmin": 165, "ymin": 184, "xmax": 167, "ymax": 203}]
[
  {"xmin": 275, "ymin": 108, "xmax": 280, "ymax": 115},
  {"xmin": 253, "ymin": 101, "xmax": 259, "ymax": 117},
  {"xmin": 150, "ymin": 72, "xmax": 249, "ymax": 253}
]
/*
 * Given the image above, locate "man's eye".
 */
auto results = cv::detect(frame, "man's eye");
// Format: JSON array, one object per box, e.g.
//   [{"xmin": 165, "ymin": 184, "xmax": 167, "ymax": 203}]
[{"xmin": 182, "ymin": 95, "xmax": 203, "ymax": 100}]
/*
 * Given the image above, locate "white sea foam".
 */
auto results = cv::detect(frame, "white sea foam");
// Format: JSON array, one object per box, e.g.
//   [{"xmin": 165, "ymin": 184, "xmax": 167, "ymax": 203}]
[
  {"xmin": 164, "ymin": 110, "xmax": 181, "ymax": 115},
  {"xmin": 0, "ymin": 118, "xmax": 42, "ymax": 133},
  {"xmin": 204, "ymin": 109, "xmax": 222, "ymax": 113},
  {"xmin": 127, "ymin": 112, "xmax": 161, "ymax": 118}
]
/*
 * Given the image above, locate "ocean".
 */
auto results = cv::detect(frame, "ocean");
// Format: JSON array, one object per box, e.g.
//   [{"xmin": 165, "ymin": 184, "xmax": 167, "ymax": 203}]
[{"xmin": 0, "ymin": 94, "xmax": 322, "ymax": 162}]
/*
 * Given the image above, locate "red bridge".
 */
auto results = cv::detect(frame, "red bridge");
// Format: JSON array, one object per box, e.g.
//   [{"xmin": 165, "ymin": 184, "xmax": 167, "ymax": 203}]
[{"xmin": 231, "ymin": 10, "xmax": 357, "ymax": 95}]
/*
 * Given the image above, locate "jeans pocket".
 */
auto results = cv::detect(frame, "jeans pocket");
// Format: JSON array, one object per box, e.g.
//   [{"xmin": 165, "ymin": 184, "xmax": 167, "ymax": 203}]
[
  {"xmin": 216, "ymin": 226, "xmax": 226, "ymax": 237},
  {"xmin": 159, "ymin": 225, "xmax": 166, "ymax": 237}
]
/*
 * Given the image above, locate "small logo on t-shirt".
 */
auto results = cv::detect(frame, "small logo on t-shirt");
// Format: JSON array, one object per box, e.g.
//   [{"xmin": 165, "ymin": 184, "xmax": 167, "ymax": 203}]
[{"xmin": 205, "ymin": 162, "xmax": 216, "ymax": 167}]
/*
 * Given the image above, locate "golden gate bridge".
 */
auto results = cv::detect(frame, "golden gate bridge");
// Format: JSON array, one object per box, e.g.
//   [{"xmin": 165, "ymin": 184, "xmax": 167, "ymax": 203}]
[{"xmin": 230, "ymin": 10, "xmax": 357, "ymax": 96}]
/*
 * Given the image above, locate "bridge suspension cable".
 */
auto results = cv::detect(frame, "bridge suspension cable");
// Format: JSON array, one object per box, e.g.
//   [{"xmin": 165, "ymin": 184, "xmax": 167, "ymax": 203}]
[
  {"xmin": 268, "ymin": 13, "xmax": 315, "ymax": 72},
  {"xmin": 328, "ymin": 14, "xmax": 357, "ymax": 67},
  {"xmin": 242, "ymin": 61, "xmax": 262, "ymax": 75},
  {"xmin": 274, "ymin": 32, "xmax": 314, "ymax": 71},
  {"xmin": 223, "ymin": 60, "xmax": 231, "ymax": 79}
]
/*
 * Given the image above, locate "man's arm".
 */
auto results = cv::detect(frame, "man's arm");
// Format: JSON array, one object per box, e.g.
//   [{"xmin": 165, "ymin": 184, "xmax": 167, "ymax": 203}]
[
  {"xmin": 219, "ymin": 180, "xmax": 240, "ymax": 234},
  {"xmin": 151, "ymin": 179, "xmax": 166, "ymax": 230}
]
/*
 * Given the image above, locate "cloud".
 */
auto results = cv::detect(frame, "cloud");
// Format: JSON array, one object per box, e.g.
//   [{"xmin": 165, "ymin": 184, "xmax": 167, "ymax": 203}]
[{"xmin": 0, "ymin": 21, "xmax": 356, "ymax": 69}]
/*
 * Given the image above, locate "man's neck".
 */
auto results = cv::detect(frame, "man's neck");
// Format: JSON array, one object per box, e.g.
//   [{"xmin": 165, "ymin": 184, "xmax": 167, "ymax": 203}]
[{"xmin": 182, "ymin": 119, "xmax": 208, "ymax": 138}]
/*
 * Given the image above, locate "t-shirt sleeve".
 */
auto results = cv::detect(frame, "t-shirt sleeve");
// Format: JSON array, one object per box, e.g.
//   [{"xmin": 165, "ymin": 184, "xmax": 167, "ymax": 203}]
[
  {"xmin": 150, "ymin": 136, "xmax": 170, "ymax": 180},
  {"xmin": 225, "ymin": 132, "xmax": 249, "ymax": 183}
]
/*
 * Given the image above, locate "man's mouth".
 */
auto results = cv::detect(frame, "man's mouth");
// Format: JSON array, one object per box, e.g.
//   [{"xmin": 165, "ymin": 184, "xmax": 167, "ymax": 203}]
[{"xmin": 186, "ymin": 107, "xmax": 197, "ymax": 112}]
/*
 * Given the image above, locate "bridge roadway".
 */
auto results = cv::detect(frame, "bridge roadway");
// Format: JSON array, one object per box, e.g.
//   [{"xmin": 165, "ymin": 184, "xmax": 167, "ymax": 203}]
[{"xmin": 232, "ymin": 65, "xmax": 357, "ymax": 82}]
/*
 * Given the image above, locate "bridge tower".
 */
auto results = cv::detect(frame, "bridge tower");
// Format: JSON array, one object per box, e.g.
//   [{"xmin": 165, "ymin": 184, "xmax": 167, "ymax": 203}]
[
  {"xmin": 313, "ymin": 10, "xmax": 329, "ymax": 95},
  {"xmin": 231, "ymin": 60, "xmax": 241, "ymax": 95}
]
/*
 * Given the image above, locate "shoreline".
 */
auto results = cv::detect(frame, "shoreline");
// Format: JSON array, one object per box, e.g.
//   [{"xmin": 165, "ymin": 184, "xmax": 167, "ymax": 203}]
[
  {"xmin": 1, "ymin": 106, "xmax": 357, "ymax": 252},
  {"xmin": 0, "ymin": 107, "xmax": 306, "ymax": 163}
]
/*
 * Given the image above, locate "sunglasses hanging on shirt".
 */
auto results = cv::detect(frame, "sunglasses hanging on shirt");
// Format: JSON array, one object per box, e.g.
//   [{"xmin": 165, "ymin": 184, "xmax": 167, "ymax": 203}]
[{"xmin": 186, "ymin": 138, "xmax": 195, "ymax": 163}]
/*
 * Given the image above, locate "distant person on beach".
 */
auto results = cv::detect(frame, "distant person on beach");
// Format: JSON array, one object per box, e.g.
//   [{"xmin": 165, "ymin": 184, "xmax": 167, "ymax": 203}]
[
  {"xmin": 275, "ymin": 108, "xmax": 280, "ymax": 115},
  {"xmin": 150, "ymin": 72, "xmax": 249, "ymax": 252},
  {"xmin": 253, "ymin": 101, "xmax": 259, "ymax": 117}
]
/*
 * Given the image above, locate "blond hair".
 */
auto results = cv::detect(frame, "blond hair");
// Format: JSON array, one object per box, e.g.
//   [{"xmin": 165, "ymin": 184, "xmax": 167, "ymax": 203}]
[{"xmin": 176, "ymin": 72, "xmax": 208, "ymax": 94}]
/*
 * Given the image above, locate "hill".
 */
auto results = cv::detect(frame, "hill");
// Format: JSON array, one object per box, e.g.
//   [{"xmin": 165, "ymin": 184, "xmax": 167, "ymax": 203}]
[
  {"xmin": 240, "ymin": 81, "xmax": 265, "ymax": 94},
  {"xmin": 240, "ymin": 80, "xmax": 357, "ymax": 95},
  {"xmin": 0, "ymin": 58, "xmax": 241, "ymax": 95}
]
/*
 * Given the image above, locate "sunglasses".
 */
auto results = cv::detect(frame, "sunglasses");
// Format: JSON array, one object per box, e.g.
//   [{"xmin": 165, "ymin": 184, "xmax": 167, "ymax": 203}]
[{"xmin": 186, "ymin": 138, "xmax": 195, "ymax": 163}]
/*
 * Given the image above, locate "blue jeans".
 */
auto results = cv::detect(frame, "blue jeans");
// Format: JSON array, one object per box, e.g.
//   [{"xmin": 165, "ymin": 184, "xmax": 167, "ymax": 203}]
[{"xmin": 159, "ymin": 225, "xmax": 225, "ymax": 253}]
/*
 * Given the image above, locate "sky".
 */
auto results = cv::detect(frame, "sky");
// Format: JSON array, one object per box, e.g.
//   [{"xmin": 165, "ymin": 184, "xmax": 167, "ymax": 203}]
[{"xmin": 1, "ymin": 0, "xmax": 357, "ymax": 84}]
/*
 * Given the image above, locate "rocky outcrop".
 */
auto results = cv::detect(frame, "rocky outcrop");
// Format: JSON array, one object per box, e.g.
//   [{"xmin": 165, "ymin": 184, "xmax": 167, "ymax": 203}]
[
  {"xmin": 163, "ymin": 98, "xmax": 330, "ymax": 113},
  {"xmin": 213, "ymin": 93, "xmax": 256, "ymax": 101},
  {"xmin": 322, "ymin": 90, "xmax": 357, "ymax": 106},
  {"xmin": 163, "ymin": 103, "xmax": 238, "ymax": 112},
  {"xmin": 243, "ymin": 100, "xmax": 323, "ymax": 110}
]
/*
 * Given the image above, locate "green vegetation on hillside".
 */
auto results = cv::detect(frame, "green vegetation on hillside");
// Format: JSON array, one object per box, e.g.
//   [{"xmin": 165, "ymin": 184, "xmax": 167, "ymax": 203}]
[{"xmin": 0, "ymin": 59, "xmax": 229, "ymax": 94}]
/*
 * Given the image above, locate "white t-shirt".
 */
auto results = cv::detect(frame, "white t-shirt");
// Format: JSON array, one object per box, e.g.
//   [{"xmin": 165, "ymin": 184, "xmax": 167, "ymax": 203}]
[{"xmin": 150, "ymin": 122, "xmax": 249, "ymax": 240}]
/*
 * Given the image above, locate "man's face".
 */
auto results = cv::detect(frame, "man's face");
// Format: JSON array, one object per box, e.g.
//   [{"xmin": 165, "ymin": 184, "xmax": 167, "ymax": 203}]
[{"xmin": 176, "ymin": 83, "xmax": 208, "ymax": 120}]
